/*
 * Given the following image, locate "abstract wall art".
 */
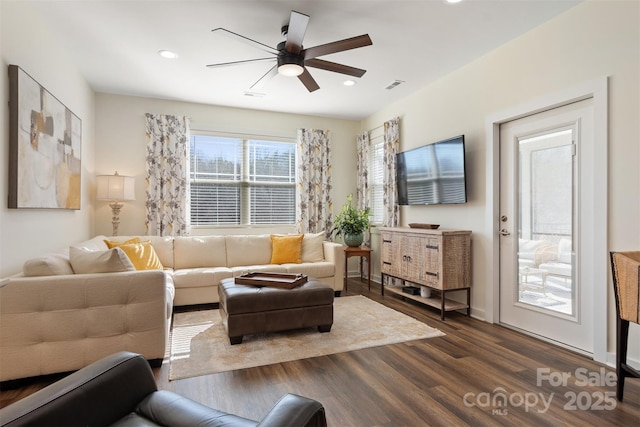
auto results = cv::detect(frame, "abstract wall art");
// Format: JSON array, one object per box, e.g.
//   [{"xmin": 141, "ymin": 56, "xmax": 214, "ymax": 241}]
[{"xmin": 8, "ymin": 65, "xmax": 82, "ymax": 209}]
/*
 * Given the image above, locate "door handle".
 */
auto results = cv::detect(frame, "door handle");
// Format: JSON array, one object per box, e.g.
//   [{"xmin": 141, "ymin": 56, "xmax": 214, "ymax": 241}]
[{"xmin": 499, "ymin": 229, "xmax": 511, "ymax": 236}]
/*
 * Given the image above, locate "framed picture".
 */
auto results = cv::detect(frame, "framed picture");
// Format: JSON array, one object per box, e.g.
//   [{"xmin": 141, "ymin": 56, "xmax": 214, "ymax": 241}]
[{"xmin": 8, "ymin": 65, "xmax": 82, "ymax": 209}]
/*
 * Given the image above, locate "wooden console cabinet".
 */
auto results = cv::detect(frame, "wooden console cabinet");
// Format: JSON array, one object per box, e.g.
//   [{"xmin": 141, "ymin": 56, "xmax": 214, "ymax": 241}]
[{"xmin": 380, "ymin": 227, "xmax": 471, "ymax": 320}]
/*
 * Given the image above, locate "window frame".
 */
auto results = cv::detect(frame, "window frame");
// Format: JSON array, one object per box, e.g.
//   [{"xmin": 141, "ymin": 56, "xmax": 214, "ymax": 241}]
[{"xmin": 189, "ymin": 130, "xmax": 297, "ymax": 229}]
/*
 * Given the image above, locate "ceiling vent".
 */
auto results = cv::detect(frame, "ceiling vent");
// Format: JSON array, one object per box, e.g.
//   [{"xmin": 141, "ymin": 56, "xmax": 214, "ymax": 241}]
[
  {"xmin": 243, "ymin": 91, "xmax": 266, "ymax": 98},
  {"xmin": 385, "ymin": 80, "xmax": 405, "ymax": 90}
]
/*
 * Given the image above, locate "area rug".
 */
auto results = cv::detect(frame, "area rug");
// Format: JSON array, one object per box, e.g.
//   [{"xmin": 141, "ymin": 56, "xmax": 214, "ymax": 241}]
[{"xmin": 169, "ymin": 295, "xmax": 444, "ymax": 380}]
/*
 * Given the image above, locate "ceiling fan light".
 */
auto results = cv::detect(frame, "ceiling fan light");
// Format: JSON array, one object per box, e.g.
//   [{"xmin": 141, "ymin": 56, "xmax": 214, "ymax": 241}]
[
  {"xmin": 278, "ymin": 63, "xmax": 304, "ymax": 76},
  {"xmin": 277, "ymin": 54, "xmax": 305, "ymax": 76}
]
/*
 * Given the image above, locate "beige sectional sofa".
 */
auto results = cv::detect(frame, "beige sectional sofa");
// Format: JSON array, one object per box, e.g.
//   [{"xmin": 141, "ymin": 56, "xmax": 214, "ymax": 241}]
[
  {"xmin": 166, "ymin": 233, "xmax": 344, "ymax": 305},
  {"xmin": 0, "ymin": 233, "xmax": 344, "ymax": 382}
]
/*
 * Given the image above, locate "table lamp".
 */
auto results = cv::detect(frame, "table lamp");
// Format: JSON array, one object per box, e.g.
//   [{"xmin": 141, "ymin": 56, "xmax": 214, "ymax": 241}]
[{"xmin": 96, "ymin": 172, "xmax": 135, "ymax": 236}]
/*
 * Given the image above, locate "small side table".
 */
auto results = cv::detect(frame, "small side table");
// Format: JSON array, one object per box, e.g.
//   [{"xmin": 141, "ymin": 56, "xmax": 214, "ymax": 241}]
[{"xmin": 344, "ymin": 246, "xmax": 372, "ymax": 292}]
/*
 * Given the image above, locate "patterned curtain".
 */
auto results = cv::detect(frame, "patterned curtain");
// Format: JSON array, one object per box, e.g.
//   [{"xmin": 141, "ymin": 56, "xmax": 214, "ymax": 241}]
[
  {"xmin": 383, "ymin": 117, "xmax": 400, "ymax": 227},
  {"xmin": 356, "ymin": 131, "xmax": 370, "ymax": 246},
  {"xmin": 144, "ymin": 113, "xmax": 190, "ymax": 236},
  {"xmin": 296, "ymin": 129, "xmax": 332, "ymax": 237},
  {"xmin": 383, "ymin": 118, "xmax": 400, "ymax": 286},
  {"xmin": 356, "ymin": 132, "xmax": 370, "ymax": 211}
]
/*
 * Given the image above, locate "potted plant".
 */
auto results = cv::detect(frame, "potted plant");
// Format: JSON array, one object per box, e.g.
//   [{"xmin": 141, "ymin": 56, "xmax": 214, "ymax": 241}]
[{"xmin": 332, "ymin": 194, "xmax": 370, "ymax": 247}]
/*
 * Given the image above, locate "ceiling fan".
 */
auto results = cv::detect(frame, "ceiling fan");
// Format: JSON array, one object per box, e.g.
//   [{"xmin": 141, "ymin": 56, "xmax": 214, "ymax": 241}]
[{"xmin": 206, "ymin": 10, "xmax": 372, "ymax": 92}]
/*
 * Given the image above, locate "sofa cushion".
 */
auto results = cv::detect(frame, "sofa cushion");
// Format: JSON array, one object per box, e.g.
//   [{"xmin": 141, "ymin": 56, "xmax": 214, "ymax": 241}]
[
  {"xmin": 23, "ymin": 253, "xmax": 74, "ymax": 277},
  {"xmin": 557, "ymin": 238, "xmax": 572, "ymax": 264},
  {"xmin": 69, "ymin": 247, "xmax": 136, "ymax": 274},
  {"xmin": 172, "ymin": 267, "xmax": 233, "ymax": 289},
  {"xmin": 284, "ymin": 262, "xmax": 335, "ymax": 278},
  {"xmin": 226, "ymin": 235, "xmax": 272, "ymax": 266},
  {"xmin": 230, "ymin": 265, "xmax": 288, "ymax": 276},
  {"xmin": 72, "ymin": 235, "xmax": 109, "ymax": 252},
  {"xmin": 539, "ymin": 262, "xmax": 572, "ymax": 278},
  {"xmin": 174, "ymin": 236, "xmax": 227, "ymax": 269},
  {"xmin": 144, "ymin": 236, "xmax": 174, "ymax": 268},
  {"xmin": 301, "ymin": 231, "xmax": 325, "ymax": 263},
  {"xmin": 270, "ymin": 234, "xmax": 303, "ymax": 264}
]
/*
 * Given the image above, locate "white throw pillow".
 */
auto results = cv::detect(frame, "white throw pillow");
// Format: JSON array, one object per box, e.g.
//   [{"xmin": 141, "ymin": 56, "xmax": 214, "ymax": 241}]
[
  {"xmin": 301, "ymin": 231, "xmax": 325, "ymax": 263},
  {"xmin": 518, "ymin": 239, "xmax": 544, "ymax": 260},
  {"xmin": 23, "ymin": 253, "xmax": 74, "ymax": 276},
  {"xmin": 69, "ymin": 247, "xmax": 136, "ymax": 274}
]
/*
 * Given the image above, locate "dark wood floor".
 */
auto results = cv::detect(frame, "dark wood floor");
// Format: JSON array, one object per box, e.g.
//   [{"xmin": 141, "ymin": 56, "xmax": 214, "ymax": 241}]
[{"xmin": 2, "ymin": 278, "xmax": 639, "ymax": 426}]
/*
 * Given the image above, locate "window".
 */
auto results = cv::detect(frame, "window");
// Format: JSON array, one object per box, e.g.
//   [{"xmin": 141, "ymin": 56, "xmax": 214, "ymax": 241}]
[
  {"xmin": 190, "ymin": 134, "xmax": 296, "ymax": 226},
  {"xmin": 368, "ymin": 130, "xmax": 384, "ymax": 224}
]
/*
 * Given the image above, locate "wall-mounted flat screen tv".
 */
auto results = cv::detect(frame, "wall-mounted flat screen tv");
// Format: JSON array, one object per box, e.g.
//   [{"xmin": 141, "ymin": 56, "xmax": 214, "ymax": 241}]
[{"xmin": 396, "ymin": 135, "xmax": 467, "ymax": 205}]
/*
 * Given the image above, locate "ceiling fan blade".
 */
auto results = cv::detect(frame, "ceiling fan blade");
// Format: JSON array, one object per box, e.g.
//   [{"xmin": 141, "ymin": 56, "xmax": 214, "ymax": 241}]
[
  {"xmin": 298, "ymin": 68, "xmax": 320, "ymax": 92},
  {"xmin": 250, "ymin": 65, "xmax": 278, "ymax": 90},
  {"xmin": 304, "ymin": 58, "xmax": 366, "ymax": 78},
  {"xmin": 303, "ymin": 34, "xmax": 372, "ymax": 60},
  {"xmin": 211, "ymin": 28, "xmax": 278, "ymax": 55},
  {"xmin": 284, "ymin": 11, "xmax": 310, "ymax": 54},
  {"xmin": 206, "ymin": 58, "xmax": 275, "ymax": 68}
]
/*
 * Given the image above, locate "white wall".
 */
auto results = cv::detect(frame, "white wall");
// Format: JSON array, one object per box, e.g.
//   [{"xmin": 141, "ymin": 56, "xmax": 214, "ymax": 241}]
[
  {"xmin": 362, "ymin": 0, "xmax": 639, "ymax": 358},
  {"xmin": 94, "ymin": 93, "xmax": 360, "ymax": 237},
  {"xmin": 2, "ymin": 0, "xmax": 637, "ymax": 360},
  {"xmin": 0, "ymin": 1, "xmax": 96, "ymax": 277}
]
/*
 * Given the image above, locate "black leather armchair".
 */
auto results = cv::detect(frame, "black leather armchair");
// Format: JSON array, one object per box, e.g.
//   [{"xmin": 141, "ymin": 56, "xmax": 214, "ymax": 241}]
[{"xmin": 0, "ymin": 351, "xmax": 327, "ymax": 427}]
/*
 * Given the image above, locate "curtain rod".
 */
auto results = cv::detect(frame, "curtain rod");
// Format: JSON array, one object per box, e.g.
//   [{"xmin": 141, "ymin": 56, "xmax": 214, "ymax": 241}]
[
  {"xmin": 368, "ymin": 125, "xmax": 384, "ymax": 135},
  {"xmin": 190, "ymin": 127, "xmax": 296, "ymax": 141}
]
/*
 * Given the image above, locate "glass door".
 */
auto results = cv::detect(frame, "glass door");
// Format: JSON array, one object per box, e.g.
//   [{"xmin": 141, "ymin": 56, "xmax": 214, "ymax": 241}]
[
  {"xmin": 517, "ymin": 130, "xmax": 575, "ymax": 315},
  {"xmin": 499, "ymin": 98, "xmax": 594, "ymax": 354}
]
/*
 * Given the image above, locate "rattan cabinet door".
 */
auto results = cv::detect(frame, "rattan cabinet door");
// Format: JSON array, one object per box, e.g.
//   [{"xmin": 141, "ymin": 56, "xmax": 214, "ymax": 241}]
[
  {"xmin": 422, "ymin": 237, "xmax": 441, "ymax": 288},
  {"xmin": 401, "ymin": 234, "xmax": 425, "ymax": 283},
  {"xmin": 380, "ymin": 231, "xmax": 398, "ymax": 276}
]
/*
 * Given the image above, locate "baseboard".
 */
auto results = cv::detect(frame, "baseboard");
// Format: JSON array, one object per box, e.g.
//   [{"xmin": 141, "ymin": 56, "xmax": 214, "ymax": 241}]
[
  {"xmin": 349, "ymin": 273, "xmax": 485, "ymax": 322},
  {"xmin": 469, "ymin": 307, "xmax": 486, "ymax": 322},
  {"xmin": 606, "ymin": 352, "xmax": 640, "ymax": 370}
]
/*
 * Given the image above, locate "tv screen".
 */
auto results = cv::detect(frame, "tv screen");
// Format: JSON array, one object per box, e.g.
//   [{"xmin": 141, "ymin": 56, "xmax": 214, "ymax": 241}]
[{"xmin": 396, "ymin": 135, "xmax": 467, "ymax": 205}]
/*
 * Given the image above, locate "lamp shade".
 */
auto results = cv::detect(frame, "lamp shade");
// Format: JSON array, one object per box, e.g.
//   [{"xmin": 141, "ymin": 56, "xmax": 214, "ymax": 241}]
[{"xmin": 96, "ymin": 172, "xmax": 135, "ymax": 201}]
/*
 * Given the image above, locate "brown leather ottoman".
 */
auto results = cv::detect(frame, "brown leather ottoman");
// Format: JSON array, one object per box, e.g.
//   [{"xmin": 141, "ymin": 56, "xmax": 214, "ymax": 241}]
[{"xmin": 218, "ymin": 278, "xmax": 334, "ymax": 345}]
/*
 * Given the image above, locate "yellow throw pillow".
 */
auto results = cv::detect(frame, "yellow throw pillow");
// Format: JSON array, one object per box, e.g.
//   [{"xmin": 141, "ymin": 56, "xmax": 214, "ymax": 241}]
[
  {"xmin": 270, "ymin": 234, "xmax": 304, "ymax": 264},
  {"xmin": 104, "ymin": 237, "xmax": 141, "ymax": 249},
  {"xmin": 117, "ymin": 241, "xmax": 164, "ymax": 270}
]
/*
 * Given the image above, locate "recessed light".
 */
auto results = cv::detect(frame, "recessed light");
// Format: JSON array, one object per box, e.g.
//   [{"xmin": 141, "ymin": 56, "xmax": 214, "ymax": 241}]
[
  {"xmin": 158, "ymin": 50, "xmax": 179, "ymax": 59},
  {"xmin": 445, "ymin": 0, "xmax": 463, "ymax": 4},
  {"xmin": 343, "ymin": 80, "xmax": 356, "ymax": 86}
]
